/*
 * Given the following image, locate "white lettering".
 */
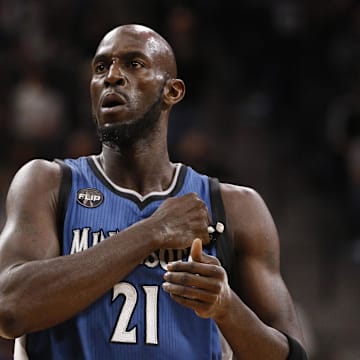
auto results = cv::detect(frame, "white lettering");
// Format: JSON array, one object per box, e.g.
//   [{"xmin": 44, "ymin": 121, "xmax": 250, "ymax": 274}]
[
  {"xmin": 71, "ymin": 227, "xmax": 90, "ymax": 254},
  {"xmin": 78, "ymin": 194, "xmax": 101, "ymax": 201},
  {"xmin": 92, "ymin": 229, "xmax": 107, "ymax": 246},
  {"xmin": 143, "ymin": 248, "xmax": 189, "ymax": 270},
  {"xmin": 70, "ymin": 228, "xmax": 189, "ymax": 269}
]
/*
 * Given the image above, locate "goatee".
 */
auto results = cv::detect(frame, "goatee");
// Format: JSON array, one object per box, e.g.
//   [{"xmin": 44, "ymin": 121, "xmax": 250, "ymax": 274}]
[{"xmin": 96, "ymin": 95, "xmax": 163, "ymax": 148}]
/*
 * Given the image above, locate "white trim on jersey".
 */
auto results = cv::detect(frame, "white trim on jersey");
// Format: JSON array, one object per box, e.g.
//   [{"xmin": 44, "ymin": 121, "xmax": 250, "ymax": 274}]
[
  {"xmin": 14, "ymin": 335, "xmax": 29, "ymax": 360},
  {"xmin": 219, "ymin": 327, "xmax": 235, "ymax": 360},
  {"xmin": 91, "ymin": 156, "xmax": 182, "ymax": 201}
]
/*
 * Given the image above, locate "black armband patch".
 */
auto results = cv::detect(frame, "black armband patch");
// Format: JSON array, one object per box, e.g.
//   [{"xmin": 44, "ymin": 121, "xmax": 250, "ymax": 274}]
[{"xmin": 284, "ymin": 333, "xmax": 308, "ymax": 360}]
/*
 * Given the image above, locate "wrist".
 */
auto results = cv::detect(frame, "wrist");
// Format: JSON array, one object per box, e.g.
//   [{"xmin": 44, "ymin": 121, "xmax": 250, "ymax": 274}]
[
  {"xmin": 213, "ymin": 287, "xmax": 234, "ymax": 324},
  {"xmin": 138, "ymin": 217, "xmax": 164, "ymax": 250}
]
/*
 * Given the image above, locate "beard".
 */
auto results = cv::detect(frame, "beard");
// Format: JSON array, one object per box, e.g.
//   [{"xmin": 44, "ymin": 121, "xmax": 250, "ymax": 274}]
[{"xmin": 96, "ymin": 94, "xmax": 163, "ymax": 149}]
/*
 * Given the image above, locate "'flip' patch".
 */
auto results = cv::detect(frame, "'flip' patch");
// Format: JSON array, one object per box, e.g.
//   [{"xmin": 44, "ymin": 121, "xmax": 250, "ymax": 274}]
[{"xmin": 77, "ymin": 188, "xmax": 104, "ymax": 208}]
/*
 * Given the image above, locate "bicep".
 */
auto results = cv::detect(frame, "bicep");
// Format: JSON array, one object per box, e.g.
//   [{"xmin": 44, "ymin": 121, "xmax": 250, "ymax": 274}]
[
  {"xmin": 233, "ymin": 253, "xmax": 302, "ymax": 339},
  {"xmin": 0, "ymin": 160, "xmax": 61, "ymax": 270},
  {"xmin": 222, "ymin": 184, "xmax": 304, "ymax": 342}
]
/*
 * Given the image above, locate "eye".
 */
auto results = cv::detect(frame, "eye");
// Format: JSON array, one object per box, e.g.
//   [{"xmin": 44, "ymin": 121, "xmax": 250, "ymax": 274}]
[
  {"xmin": 129, "ymin": 59, "xmax": 145, "ymax": 68},
  {"xmin": 94, "ymin": 62, "xmax": 107, "ymax": 73}
]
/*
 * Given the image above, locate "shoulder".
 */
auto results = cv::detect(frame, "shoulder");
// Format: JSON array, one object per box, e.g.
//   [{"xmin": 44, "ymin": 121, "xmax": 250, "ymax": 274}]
[
  {"xmin": 219, "ymin": 182, "xmax": 269, "ymax": 221},
  {"xmin": 7, "ymin": 159, "xmax": 63, "ymax": 208},
  {"xmin": 10, "ymin": 159, "xmax": 62, "ymax": 189},
  {"xmin": 19, "ymin": 158, "xmax": 61, "ymax": 174},
  {"xmin": 219, "ymin": 182, "xmax": 279, "ymax": 254},
  {"xmin": 219, "ymin": 182, "xmax": 259, "ymax": 201},
  {"xmin": 0, "ymin": 160, "xmax": 65, "ymax": 267}
]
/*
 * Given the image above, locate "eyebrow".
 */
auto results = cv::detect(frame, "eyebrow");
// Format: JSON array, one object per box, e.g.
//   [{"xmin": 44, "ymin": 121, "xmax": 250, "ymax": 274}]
[
  {"xmin": 92, "ymin": 54, "xmax": 107, "ymax": 66},
  {"xmin": 92, "ymin": 50, "xmax": 151, "ymax": 65}
]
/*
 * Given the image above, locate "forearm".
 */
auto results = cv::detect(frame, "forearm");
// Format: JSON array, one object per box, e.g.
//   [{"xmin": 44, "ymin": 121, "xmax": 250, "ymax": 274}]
[
  {"xmin": 0, "ymin": 222, "xmax": 157, "ymax": 338},
  {"xmin": 215, "ymin": 290, "xmax": 289, "ymax": 360}
]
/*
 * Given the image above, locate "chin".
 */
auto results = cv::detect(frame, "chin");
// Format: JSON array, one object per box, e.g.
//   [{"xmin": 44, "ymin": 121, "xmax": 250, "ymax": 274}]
[{"xmin": 98, "ymin": 107, "xmax": 132, "ymax": 125}]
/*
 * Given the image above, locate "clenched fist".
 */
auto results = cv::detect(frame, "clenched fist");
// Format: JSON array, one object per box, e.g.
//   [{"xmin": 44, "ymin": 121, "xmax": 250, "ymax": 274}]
[{"xmin": 148, "ymin": 193, "xmax": 211, "ymax": 250}]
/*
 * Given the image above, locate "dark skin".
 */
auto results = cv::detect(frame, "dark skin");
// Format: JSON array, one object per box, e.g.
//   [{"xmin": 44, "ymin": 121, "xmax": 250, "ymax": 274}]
[{"xmin": 0, "ymin": 25, "xmax": 305, "ymax": 359}]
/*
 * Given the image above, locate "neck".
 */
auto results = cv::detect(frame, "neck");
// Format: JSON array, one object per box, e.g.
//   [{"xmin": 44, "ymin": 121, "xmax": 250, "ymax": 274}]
[{"xmin": 97, "ymin": 140, "xmax": 175, "ymax": 196}]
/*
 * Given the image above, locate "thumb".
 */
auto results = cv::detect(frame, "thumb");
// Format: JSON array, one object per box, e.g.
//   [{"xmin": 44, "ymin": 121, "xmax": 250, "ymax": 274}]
[{"xmin": 190, "ymin": 238, "xmax": 203, "ymax": 262}]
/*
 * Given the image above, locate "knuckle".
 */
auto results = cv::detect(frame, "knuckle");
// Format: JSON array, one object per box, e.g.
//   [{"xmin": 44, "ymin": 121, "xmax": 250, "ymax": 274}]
[
  {"xmin": 188, "ymin": 262, "xmax": 197, "ymax": 273},
  {"xmin": 200, "ymin": 207, "xmax": 208, "ymax": 218},
  {"xmin": 177, "ymin": 285, "xmax": 189, "ymax": 298},
  {"xmin": 180, "ymin": 273, "xmax": 188, "ymax": 284},
  {"xmin": 212, "ymin": 281, "xmax": 222, "ymax": 294},
  {"xmin": 186, "ymin": 192, "xmax": 198, "ymax": 202},
  {"xmin": 210, "ymin": 264, "xmax": 225, "ymax": 278},
  {"xmin": 182, "ymin": 286, "xmax": 192, "ymax": 298},
  {"xmin": 165, "ymin": 272, "xmax": 173, "ymax": 282},
  {"xmin": 191, "ymin": 192, "xmax": 199, "ymax": 199}
]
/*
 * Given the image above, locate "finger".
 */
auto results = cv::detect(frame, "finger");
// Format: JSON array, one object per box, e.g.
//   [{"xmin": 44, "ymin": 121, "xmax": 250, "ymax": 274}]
[
  {"xmin": 167, "ymin": 254, "xmax": 221, "ymax": 272},
  {"xmin": 164, "ymin": 271, "xmax": 222, "ymax": 292},
  {"xmin": 162, "ymin": 281, "xmax": 217, "ymax": 303},
  {"xmin": 190, "ymin": 238, "xmax": 203, "ymax": 262},
  {"xmin": 166, "ymin": 261, "xmax": 223, "ymax": 277}
]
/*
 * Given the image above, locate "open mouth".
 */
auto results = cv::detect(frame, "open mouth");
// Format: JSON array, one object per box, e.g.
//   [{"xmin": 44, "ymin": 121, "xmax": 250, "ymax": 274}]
[{"xmin": 101, "ymin": 93, "xmax": 126, "ymax": 108}]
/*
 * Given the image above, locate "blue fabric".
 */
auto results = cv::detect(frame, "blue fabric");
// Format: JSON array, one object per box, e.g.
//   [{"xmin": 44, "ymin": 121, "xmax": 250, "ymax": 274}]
[{"xmin": 25, "ymin": 156, "xmax": 222, "ymax": 360}]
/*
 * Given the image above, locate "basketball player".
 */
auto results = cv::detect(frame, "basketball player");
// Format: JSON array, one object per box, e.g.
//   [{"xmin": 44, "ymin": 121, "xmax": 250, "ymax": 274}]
[{"xmin": 0, "ymin": 24, "xmax": 307, "ymax": 359}]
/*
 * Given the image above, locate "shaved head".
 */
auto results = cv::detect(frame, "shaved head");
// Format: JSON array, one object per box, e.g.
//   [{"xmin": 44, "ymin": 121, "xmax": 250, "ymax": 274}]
[{"xmin": 97, "ymin": 24, "xmax": 178, "ymax": 78}]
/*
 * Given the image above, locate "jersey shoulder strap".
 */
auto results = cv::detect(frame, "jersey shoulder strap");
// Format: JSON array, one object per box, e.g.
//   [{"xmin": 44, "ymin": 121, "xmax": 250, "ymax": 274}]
[
  {"xmin": 208, "ymin": 177, "xmax": 234, "ymax": 284},
  {"xmin": 54, "ymin": 159, "xmax": 72, "ymax": 250}
]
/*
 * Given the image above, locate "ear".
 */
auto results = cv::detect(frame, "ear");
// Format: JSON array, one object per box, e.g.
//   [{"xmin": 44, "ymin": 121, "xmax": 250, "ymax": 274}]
[{"xmin": 163, "ymin": 78, "xmax": 186, "ymax": 106}]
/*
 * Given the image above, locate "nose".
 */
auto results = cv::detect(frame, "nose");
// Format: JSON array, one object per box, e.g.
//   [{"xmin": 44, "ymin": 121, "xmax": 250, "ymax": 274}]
[{"xmin": 104, "ymin": 61, "xmax": 126, "ymax": 87}]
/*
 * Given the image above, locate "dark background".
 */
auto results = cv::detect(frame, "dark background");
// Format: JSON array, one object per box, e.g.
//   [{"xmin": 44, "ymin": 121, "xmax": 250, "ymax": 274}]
[{"xmin": 1, "ymin": 1, "xmax": 360, "ymax": 359}]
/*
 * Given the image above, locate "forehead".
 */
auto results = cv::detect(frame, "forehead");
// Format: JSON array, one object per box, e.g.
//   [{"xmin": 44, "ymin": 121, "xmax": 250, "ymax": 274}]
[{"xmin": 94, "ymin": 26, "xmax": 166, "ymax": 60}]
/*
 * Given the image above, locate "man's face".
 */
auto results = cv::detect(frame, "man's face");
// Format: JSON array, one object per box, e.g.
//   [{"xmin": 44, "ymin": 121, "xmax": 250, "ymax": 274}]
[{"xmin": 90, "ymin": 26, "xmax": 169, "ymax": 145}]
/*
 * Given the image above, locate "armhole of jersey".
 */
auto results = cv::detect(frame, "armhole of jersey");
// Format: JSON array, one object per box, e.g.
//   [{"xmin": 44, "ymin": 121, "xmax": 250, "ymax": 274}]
[
  {"xmin": 54, "ymin": 159, "xmax": 72, "ymax": 252},
  {"xmin": 208, "ymin": 177, "xmax": 234, "ymax": 285}
]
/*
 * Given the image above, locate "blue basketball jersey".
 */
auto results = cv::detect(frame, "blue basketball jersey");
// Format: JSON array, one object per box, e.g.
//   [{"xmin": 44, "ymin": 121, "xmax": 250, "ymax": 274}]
[{"xmin": 19, "ymin": 155, "xmax": 229, "ymax": 360}]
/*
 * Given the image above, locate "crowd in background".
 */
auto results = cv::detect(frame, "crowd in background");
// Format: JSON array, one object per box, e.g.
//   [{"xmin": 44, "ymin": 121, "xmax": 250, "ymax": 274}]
[{"xmin": 1, "ymin": 1, "xmax": 360, "ymax": 359}]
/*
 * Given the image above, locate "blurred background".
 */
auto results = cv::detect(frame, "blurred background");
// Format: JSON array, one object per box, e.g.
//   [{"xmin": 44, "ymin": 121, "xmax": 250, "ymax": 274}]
[{"xmin": 0, "ymin": 0, "xmax": 359, "ymax": 359}]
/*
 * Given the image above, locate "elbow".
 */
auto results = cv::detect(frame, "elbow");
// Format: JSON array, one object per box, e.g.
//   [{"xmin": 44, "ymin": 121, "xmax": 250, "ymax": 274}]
[{"xmin": 0, "ymin": 299, "xmax": 26, "ymax": 339}]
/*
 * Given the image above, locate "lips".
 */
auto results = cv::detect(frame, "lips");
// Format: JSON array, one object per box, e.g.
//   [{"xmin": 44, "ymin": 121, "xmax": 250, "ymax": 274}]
[{"xmin": 101, "ymin": 92, "xmax": 127, "ymax": 108}]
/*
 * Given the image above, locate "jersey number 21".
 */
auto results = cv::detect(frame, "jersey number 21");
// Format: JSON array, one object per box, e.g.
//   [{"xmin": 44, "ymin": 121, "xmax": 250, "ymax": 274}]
[{"xmin": 111, "ymin": 282, "xmax": 159, "ymax": 345}]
